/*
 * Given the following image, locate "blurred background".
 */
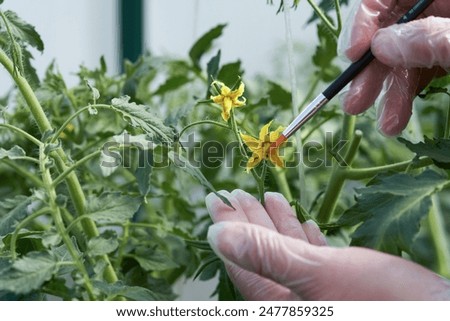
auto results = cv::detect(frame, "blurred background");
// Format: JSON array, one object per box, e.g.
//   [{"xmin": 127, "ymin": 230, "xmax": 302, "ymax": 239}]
[
  {"xmin": 0, "ymin": 0, "xmax": 346, "ymax": 300},
  {"xmin": 1, "ymin": 0, "xmax": 325, "ymax": 96}
]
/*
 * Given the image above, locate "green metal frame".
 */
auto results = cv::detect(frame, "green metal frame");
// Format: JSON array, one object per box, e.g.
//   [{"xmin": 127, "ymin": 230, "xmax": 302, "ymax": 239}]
[{"xmin": 120, "ymin": 0, "xmax": 143, "ymax": 65}]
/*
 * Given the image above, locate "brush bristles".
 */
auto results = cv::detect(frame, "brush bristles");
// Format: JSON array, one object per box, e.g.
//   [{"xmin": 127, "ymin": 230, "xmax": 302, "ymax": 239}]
[{"xmin": 271, "ymin": 134, "xmax": 287, "ymax": 149}]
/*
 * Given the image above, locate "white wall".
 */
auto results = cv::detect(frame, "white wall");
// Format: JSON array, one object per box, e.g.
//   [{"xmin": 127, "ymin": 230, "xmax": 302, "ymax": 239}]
[
  {"xmin": 1, "ymin": 0, "xmax": 326, "ymax": 96},
  {"xmin": 146, "ymin": 0, "xmax": 317, "ymax": 79},
  {"xmin": 1, "ymin": 0, "xmax": 119, "ymax": 95}
]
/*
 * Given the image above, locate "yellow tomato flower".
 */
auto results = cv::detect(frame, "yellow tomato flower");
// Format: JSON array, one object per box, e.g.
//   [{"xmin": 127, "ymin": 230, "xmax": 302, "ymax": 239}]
[
  {"xmin": 240, "ymin": 121, "xmax": 285, "ymax": 172},
  {"xmin": 210, "ymin": 80, "xmax": 246, "ymax": 121}
]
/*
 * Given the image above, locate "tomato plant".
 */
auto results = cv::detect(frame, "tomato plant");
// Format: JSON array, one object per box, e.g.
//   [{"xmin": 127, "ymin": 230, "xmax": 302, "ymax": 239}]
[{"xmin": 0, "ymin": 0, "xmax": 449, "ymax": 300}]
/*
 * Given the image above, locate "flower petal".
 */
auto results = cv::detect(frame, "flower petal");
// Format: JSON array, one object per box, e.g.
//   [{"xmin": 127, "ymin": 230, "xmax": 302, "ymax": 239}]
[
  {"xmin": 246, "ymin": 154, "xmax": 262, "ymax": 172},
  {"xmin": 240, "ymin": 133, "xmax": 261, "ymax": 153},
  {"xmin": 269, "ymin": 126, "xmax": 284, "ymax": 142},
  {"xmin": 230, "ymin": 82, "xmax": 245, "ymax": 99},
  {"xmin": 211, "ymin": 94, "xmax": 223, "ymax": 104},
  {"xmin": 259, "ymin": 121, "xmax": 273, "ymax": 141},
  {"xmin": 269, "ymin": 149, "xmax": 284, "ymax": 168}
]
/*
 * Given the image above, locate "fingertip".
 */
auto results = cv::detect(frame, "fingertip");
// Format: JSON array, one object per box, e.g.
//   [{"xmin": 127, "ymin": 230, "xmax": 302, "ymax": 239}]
[
  {"xmin": 264, "ymin": 192, "xmax": 293, "ymax": 213},
  {"xmin": 302, "ymin": 220, "xmax": 327, "ymax": 246},
  {"xmin": 341, "ymin": 61, "xmax": 389, "ymax": 116},
  {"xmin": 205, "ymin": 190, "xmax": 244, "ymax": 223},
  {"xmin": 207, "ymin": 222, "xmax": 225, "ymax": 254},
  {"xmin": 376, "ymin": 71, "xmax": 416, "ymax": 136},
  {"xmin": 377, "ymin": 113, "xmax": 402, "ymax": 137},
  {"xmin": 231, "ymin": 189, "xmax": 255, "ymax": 203}
]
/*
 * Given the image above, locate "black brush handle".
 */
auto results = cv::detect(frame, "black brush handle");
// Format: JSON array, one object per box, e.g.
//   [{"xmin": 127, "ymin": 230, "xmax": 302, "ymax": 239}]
[{"xmin": 322, "ymin": 0, "xmax": 434, "ymax": 100}]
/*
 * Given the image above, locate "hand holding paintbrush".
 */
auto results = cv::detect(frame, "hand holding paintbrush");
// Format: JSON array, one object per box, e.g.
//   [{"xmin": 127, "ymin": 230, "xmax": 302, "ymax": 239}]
[{"xmin": 274, "ymin": 0, "xmax": 450, "ymax": 149}]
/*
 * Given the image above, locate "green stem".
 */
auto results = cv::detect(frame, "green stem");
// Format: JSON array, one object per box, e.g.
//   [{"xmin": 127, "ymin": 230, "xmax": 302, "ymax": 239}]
[
  {"xmin": 0, "ymin": 47, "xmax": 118, "ymax": 284},
  {"xmin": 52, "ymin": 150, "xmax": 102, "ymax": 187},
  {"xmin": 333, "ymin": 0, "xmax": 343, "ymax": 34},
  {"xmin": 229, "ymin": 110, "xmax": 248, "ymax": 159},
  {"xmin": 64, "ymin": 88, "xmax": 85, "ymax": 134},
  {"xmin": 344, "ymin": 157, "xmax": 433, "ymax": 180},
  {"xmin": 258, "ymin": 161, "xmax": 268, "ymax": 206},
  {"xmin": 428, "ymin": 195, "xmax": 450, "ymax": 278},
  {"xmin": 229, "ymin": 109, "xmax": 265, "ymax": 202},
  {"xmin": 340, "ymin": 114, "xmax": 356, "ymax": 143},
  {"xmin": 307, "ymin": 0, "xmax": 338, "ymax": 36},
  {"xmin": 0, "ymin": 11, "xmax": 22, "ymax": 76},
  {"xmin": 39, "ymin": 147, "xmax": 96, "ymax": 300},
  {"xmin": 115, "ymin": 221, "xmax": 130, "ymax": 270},
  {"xmin": 270, "ymin": 166, "xmax": 293, "ymax": 202},
  {"xmin": 0, "ymin": 49, "xmax": 52, "ymax": 133},
  {"xmin": 50, "ymin": 104, "xmax": 112, "ymax": 144},
  {"xmin": 0, "ymin": 123, "xmax": 42, "ymax": 146},
  {"xmin": 0, "ymin": 159, "xmax": 43, "ymax": 187},
  {"xmin": 178, "ymin": 120, "xmax": 230, "ymax": 140},
  {"xmin": 128, "ymin": 222, "xmax": 167, "ymax": 230},
  {"xmin": 11, "ymin": 207, "xmax": 52, "ymax": 259},
  {"xmin": 445, "ymin": 99, "xmax": 450, "ymax": 139},
  {"xmin": 317, "ymin": 129, "xmax": 362, "ymax": 223}
]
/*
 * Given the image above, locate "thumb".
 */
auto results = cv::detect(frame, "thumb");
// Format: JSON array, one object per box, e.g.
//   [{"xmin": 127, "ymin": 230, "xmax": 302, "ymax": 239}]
[{"xmin": 372, "ymin": 16, "xmax": 450, "ymax": 69}]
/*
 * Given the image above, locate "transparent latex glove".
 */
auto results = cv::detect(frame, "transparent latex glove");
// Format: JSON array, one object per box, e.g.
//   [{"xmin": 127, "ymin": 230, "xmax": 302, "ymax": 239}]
[
  {"xmin": 339, "ymin": 0, "xmax": 450, "ymax": 136},
  {"xmin": 206, "ymin": 190, "xmax": 450, "ymax": 300}
]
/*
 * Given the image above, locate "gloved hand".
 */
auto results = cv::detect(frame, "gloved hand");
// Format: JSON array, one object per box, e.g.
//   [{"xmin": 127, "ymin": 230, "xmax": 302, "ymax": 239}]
[
  {"xmin": 206, "ymin": 190, "xmax": 450, "ymax": 300},
  {"xmin": 340, "ymin": 0, "xmax": 450, "ymax": 136}
]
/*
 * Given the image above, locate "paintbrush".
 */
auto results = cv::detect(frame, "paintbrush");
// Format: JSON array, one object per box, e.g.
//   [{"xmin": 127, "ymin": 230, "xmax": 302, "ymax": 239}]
[{"xmin": 273, "ymin": 0, "xmax": 435, "ymax": 148}]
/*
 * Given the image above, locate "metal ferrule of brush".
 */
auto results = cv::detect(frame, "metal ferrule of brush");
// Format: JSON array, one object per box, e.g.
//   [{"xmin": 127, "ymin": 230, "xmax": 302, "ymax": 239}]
[{"xmin": 282, "ymin": 93, "xmax": 329, "ymax": 139}]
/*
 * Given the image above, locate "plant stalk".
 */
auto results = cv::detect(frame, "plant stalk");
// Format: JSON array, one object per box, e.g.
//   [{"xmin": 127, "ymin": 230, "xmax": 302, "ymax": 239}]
[
  {"xmin": 428, "ymin": 195, "xmax": 450, "ymax": 278},
  {"xmin": 39, "ymin": 147, "xmax": 96, "ymax": 300},
  {"xmin": 317, "ymin": 128, "xmax": 362, "ymax": 223},
  {"xmin": 0, "ymin": 48, "xmax": 118, "ymax": 284}
]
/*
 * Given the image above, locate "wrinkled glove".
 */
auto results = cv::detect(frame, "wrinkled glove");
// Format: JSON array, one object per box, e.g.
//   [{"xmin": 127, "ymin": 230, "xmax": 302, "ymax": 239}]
[
  {"xmin": 339, "ymin": 0, "xmax": 450, "ymax": 136},
  {"xmin": 206, "ymin": 190, "xmax": 450, "ymax": 300}
]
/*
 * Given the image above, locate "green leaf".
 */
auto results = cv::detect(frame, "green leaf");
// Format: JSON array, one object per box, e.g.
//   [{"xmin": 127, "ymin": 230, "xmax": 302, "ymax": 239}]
[
  {"xmin": 168, "ymin": 151, "xmax": 234, "ymax": 209},
  {"xmin": 266, "ymin": 81, "xmax": 292, "ymax": 110},
  {"xmin": 0, "ymin": 145, "xmax": 26, "ymax": 160},
  {"xmin": 312, "ymin": 22, "xmax": 340, "ymax": 82},
  {"xmin": 419, "ymin": 75, "xmax": 450, "ymax": 98},
  {"xmin": 99, "ymin": 132, "xmax": 154, "ymax": 177},
  {"xmin": 86, "ymin": 193, "xmax": 141, "ymax": 224},
  {"xmin": 153, "ymin": 75, "xmax": 191, "ymax": 96},
  {"xmin": 85, "ymin": 79, "xmax": 100, "ymax": 103},
  {"xmin": 307, "ymin": 0, "xmax": 349, "ymax": 23},
  {"xmin": 339, "ymin": 170, "xmax": 448, "ymax": 254},
  {"xmin": 132, "ymin": 251, "xmax": 179, "ymax": 272},
  {"xmin": 0, "ymin": 195, "xmax": 32, "ymax": 236},
  {"xmin": 87, "ymin": 230, "xmax": 119, "ymax": 256},
  {"xmin": 398, "ymin": 137, "xmax": 450, "ymax": 169},
  {"xmin": 207, "ymin": 50, "xmax": 221, "ymax": 80},
  {"xmin": 19, "ymin": 45, "xmax": 40, "ymax": 88},
  {"xmin": 41, "ymin": 229, "xmax": 62, "ymax": 248},
  {"xmin": 0, "ymin": 10, "xmax": 44, "ymax": 51},
  {"xmin": 217, "ymin": 61, "xmax": 243, "ymax": 87},
  {"xmin": 205, "ymin": 50, "xmax": 221, "ymax": 98},
  {"xmin": 111, "ymin": 96, "xmax": 175, "ymax": 143},
  {"xmin": 194, "ymin": 253, "xmax": 220, "ymax": 281},
  {"xmin": 135, "ymin": 150, "xmax": 153, "ymax": 197},
  {"xmin": 185, "ymin": 239, "xmax": 212, "ymax": 251},
  {"xmin": 0, "ymin": 252, "xmax": 58, "ymax": 294},
  {"xmin": 189, "ymin": 24, "xmax": 226, "ymax": 70},
  {"xmin": 93, "ymin": 281, "xmax": 171, "ymax": 300}
]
